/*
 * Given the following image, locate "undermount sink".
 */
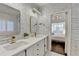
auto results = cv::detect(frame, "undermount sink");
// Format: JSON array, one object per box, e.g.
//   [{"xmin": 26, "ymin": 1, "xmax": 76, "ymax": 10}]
[{"xmin": 4, "ymin": 41, "xmax": 28, "ymax": 50}]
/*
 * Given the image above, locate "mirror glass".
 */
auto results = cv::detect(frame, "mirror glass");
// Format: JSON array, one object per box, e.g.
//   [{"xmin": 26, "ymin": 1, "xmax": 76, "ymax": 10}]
[{"xmin": 0, "ymin": 4, "xmax": 20, "ymax": 36}]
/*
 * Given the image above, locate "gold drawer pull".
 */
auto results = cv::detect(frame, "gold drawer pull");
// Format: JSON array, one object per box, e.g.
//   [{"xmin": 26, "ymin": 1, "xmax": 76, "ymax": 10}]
[
  {"xmin": 37, "ymin": 49, "xmax": 39, "ymax": 50},
  {"xmin": 37, "ymin": 54, "xmax": 39, "ymax": 55}
]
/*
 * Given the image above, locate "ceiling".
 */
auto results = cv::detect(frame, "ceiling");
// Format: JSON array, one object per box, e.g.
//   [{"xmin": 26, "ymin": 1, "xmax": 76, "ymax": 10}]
[
  {"xmin": 25, "ymin": 3, "xmax": 72, "ymax": 16},
  {"xmin": 27, "ymin": 3, "xmax": 71, "ymax": 12},
  {"xmin": 28, "ymin": 3, "xmax": 71, "ymax": 9}
]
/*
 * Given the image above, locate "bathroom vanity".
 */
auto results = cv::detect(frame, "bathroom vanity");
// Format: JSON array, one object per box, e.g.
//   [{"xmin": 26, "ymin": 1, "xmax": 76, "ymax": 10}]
[{"xmin": 0, "ymin": 35, "xmax": 48, "ymax": 56}]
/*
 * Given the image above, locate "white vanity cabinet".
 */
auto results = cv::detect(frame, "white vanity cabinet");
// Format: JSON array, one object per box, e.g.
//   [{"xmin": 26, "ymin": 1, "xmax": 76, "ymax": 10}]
[
  {"xmin": 13, "ymin": 50, "xmax": 25, "ymax": 56},
  {"xmin": 26, "ymin": 39, "xmax": 44, "ymax": 56},
  {"xmin": 26, "ymin": 45, "xmax": 34, "ymax": 56},
  {"xmin": 12, "ymin": 36, "xmax": 48, "ymax": 56}
]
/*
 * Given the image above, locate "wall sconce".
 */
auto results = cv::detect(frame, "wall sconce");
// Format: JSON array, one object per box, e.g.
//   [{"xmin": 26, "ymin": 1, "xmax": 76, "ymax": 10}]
[{"xmin": 32, "ymin": 8, "xmax": 41, "ymax": 15}]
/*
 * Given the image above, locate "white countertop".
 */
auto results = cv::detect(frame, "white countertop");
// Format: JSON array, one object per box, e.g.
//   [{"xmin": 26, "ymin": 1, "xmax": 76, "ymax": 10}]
[{"xmin": 0, "ymin": 35, "xmax": 48, "ymax": 56}]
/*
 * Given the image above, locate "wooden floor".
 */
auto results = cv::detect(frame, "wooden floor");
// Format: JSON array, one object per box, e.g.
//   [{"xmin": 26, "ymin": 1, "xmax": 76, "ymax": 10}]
[{"xmin": 51, "ymin": 40, "xmax": 65, "ymax": 55}]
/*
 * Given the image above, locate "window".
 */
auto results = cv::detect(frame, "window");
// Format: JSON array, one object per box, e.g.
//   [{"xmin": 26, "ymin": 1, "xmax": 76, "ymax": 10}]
[
  {"xmin": 7, "ymin": 21, "xmax": 14, "ymax": 32},
  {"xmin": 0, "ymin": 13, "xmax": 20, "ymax": 35},
  {"xmin": 0, "ymin": 20, "xmax": 14, "ymax": 35},
  {"xmin": 0, "ymin": 20, "xmax": 6, "ymax": 32},
  {"xmin": 51, "ymin": 22, "xmax": 65, "ymax": 36},
  {"xmin": 0, "ymin": 20, "xmax": 14, "ymax": 32}
]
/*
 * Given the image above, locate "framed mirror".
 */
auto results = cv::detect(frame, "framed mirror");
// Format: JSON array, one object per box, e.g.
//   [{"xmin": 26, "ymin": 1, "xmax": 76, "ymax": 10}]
[
  {"xmin": 30, "ymin": 16, "xmax": 38, "ymax": 33},
  {"xmin": 0, "ymin": 4, "xmax": 20, "ymax": 36}
]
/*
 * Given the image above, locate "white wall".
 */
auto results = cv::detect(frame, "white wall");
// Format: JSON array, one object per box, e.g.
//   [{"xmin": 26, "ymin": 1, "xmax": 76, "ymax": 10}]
[{"xmin": 70, "ymin": 4, "xmax": 79, "ymax": 56}]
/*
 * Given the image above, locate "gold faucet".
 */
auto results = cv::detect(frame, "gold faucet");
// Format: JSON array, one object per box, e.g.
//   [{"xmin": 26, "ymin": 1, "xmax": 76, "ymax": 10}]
[{"xmin": 10, "ymin": 36, "xmax": 16, "ymax": 44}]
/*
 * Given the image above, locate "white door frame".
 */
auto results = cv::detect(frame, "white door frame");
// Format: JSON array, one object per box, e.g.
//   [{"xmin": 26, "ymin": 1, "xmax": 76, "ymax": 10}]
[{"xmin": 49, "ymin": 10, "xmax": 71, "ymax": 56}]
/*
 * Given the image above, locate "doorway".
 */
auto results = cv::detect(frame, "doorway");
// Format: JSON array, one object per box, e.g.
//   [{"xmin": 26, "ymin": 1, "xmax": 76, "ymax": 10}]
[{"xmin": 50, "ymin": 11, "xmax": 67, "ymax": 55}]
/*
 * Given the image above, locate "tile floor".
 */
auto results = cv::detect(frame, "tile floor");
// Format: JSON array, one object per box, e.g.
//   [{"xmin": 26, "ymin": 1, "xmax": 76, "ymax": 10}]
[{"xmin": 45, "ymin": 51, "xmax": 64, "ymax": 56}]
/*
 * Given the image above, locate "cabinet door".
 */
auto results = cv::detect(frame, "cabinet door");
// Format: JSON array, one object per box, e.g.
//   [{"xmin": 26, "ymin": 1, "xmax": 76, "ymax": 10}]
[
  {"xmin": 13, "ymin": 50, "xmax": 25, "ymax": 56},
  {"xmin": 33, "ymin": 40, "xmax": 44, "ymax": 56},
  {"xmin": 26, "ymin": 45, "xmax": 34, "ymax": 56},
  {"xmin": 26, "ymin": 40, "xmax": 44, "ymax": 56},
  {"xmin": 44, "ymin": 37, "xmax": 48, "ymax": 53},
  {"xmin": 33, "ymin": 44, "xmax": 40, "ymax": 56}
]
